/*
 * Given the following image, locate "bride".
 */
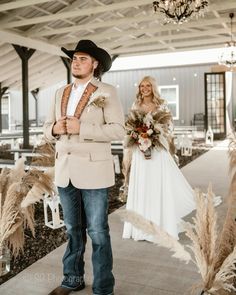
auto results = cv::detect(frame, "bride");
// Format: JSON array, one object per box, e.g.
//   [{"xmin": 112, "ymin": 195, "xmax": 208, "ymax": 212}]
[{"xmin": 123, "ymin": 76, "xmax": 203, "ymax": 241}]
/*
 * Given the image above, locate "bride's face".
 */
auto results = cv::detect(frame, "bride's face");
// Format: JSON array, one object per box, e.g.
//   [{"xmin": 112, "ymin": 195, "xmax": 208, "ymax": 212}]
[{"xmin": 139, "ymin": 80, "xmax": 153, "ymax": 98}]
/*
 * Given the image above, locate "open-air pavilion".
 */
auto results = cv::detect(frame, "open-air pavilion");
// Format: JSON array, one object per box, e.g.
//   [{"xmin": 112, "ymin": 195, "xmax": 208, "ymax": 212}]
[{"xmin": 0, "ymin": 0, "xmax": 236, "ymax": 294}]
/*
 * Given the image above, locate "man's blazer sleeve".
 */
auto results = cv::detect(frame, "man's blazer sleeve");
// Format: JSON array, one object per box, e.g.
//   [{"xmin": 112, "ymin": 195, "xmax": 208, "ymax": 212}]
[{"xmin": 43, "ymin": 90, "xmax": 58, "ymax": 142}]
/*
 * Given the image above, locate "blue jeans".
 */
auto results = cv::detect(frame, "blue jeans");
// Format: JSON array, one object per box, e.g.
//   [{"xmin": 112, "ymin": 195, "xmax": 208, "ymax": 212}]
[{"xmin": 58, "ymin": 182, "xmax": 115, "ymax": 295}]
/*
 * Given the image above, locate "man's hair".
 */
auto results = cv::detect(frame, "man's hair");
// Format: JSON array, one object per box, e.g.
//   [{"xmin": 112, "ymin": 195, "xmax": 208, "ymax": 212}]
[{"xmin": 94, "ymin": 61, "xmax": 104, "ymax": 79}]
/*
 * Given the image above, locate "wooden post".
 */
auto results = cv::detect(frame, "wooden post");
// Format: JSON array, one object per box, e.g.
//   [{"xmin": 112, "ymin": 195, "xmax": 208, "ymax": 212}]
[
  {"xmin": 61, "ymin": 57, "xmax": 71, "ymax": 84},
  {"xmin": 12, "ymin": 45, "xmax": 35, "ymax": 148}
]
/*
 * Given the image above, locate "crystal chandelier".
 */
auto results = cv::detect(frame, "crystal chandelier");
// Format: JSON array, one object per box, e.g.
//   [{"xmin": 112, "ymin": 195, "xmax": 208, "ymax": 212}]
[
  {"xmin": 152, "ymin": 0, "xmax": 209, "ymax": 24},
  {"xmin": 218, "ymin": 13, "xmax": 236, "ymax": 69}
]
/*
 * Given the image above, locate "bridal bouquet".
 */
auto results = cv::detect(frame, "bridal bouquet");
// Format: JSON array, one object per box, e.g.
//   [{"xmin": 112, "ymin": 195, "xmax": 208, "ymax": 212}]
[{"xmin": 124, "ymin": 109, "xmax": 172, "ymax": 159}]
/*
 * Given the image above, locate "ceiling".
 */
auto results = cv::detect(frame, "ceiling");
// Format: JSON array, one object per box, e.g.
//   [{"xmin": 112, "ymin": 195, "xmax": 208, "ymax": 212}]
[{"xmin": 0, "ymin": 0, "xmax": 236, "ymax": 91}]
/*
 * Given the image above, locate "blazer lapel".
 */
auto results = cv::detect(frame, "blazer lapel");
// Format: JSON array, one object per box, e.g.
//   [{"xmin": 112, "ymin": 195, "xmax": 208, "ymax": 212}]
[
  {"xmin": 60, "ymin": 78, "xmax": 99, "ymax": 119},
  {"xmin": 74, "ymin": 82, "xmax": 98, "ymax": 119},
  {"xmin": 61, "ymin": 84, "xmax": 73, "ymax": 117}
]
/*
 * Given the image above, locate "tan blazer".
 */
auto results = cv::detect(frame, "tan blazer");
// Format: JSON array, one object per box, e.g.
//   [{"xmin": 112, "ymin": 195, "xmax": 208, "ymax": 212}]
[{"xmin": 43, "ymin": 77, "xmax": 125, "ymax": 189}]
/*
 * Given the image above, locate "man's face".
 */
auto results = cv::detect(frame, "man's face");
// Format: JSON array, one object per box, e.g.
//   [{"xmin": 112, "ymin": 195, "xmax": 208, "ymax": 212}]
[{"xmin": 71, "ymin": 52, "xmax": 98, "ymax": 79}]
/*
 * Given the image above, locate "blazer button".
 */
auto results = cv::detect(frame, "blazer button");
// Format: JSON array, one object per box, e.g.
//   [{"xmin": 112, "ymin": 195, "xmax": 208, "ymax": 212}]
[{"xmin": 67, "ymin": 152, "xmax": 71, "ymax": 155}]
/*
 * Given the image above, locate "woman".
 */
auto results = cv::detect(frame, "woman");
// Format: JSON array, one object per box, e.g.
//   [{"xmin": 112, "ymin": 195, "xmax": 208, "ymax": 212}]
[{"xmin": 122, "ymin": 76, "xmax": 196, "ymax": 241}]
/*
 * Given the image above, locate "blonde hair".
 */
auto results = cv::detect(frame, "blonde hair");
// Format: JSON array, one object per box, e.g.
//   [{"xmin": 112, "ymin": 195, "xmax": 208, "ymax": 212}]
[{"xmin": 135, "ymin": 76, "xmax": 164, "ymax": 107}]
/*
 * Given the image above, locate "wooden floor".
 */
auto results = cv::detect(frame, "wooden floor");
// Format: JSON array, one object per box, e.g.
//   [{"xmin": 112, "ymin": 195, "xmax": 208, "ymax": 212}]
[{"xmin": 0, "ymin": 140, "xmax": 230, "ymax": 295}]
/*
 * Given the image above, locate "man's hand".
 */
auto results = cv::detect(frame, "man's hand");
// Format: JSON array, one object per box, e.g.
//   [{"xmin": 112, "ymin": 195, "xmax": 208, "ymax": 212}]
[
  {"xmin": 53, "ymin": 116, "xmax": 67, "ymax": 135},
  {"xmin": 66, "ymin": 116, "xmax": 80, "ymax": 134}
]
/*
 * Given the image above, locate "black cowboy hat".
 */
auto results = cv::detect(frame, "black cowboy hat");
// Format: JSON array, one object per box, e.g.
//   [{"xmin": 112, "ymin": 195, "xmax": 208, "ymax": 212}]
[{"xmin": 61, "ymin": 40, "xmax": 112, "ymax": 72}]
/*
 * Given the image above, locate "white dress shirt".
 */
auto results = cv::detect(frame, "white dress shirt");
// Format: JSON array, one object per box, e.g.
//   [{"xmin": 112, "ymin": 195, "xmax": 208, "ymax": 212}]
[{"xmin": 66, "ymin": 80, "xmax": 90, "ymax": 116}]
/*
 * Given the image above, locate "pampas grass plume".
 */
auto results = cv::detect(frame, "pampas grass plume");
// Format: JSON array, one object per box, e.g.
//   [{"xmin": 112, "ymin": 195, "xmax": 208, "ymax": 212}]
[{"xmin": 118, "ymin": 209, "xmax": 191, "ymax": 263}]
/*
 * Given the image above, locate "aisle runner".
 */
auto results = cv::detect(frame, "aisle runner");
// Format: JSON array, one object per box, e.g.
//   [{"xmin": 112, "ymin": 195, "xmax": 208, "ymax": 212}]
[{"xmin": 181, "ymin": 140, "xmax": 230, "ymax": 197}]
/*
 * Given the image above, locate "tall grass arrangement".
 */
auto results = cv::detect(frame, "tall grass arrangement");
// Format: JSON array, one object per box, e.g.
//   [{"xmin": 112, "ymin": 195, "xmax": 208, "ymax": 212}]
[
  {"xmin": 119, "ymin": 136, "xmax": 236, "ymax": 294},
  {"xmin": 0, "ymin": 141, "xmax": 55, "ymax": 256}
]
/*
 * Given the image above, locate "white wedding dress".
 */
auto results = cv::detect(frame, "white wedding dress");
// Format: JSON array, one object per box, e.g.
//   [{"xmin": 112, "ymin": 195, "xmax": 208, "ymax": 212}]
[{"xmin": 122, "ymin": 147, "xmax": 196, "ymax": 241}]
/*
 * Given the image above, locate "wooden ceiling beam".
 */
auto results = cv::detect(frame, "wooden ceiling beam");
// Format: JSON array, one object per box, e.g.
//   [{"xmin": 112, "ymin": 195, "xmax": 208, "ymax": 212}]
[
  {"xmin": 109, "ymin": 36, "xmax": 230, "ymax": 55},
  {"xmin": 0, "ymin": 30, "xmax": 66, "ymax": 57},
  {"xmin": 0, "ymin": 0, "xmax": 54, "ymax": 12},
  {"xmin": 0, "ymin": 0, "xmax": 152, "ymax": 28}
]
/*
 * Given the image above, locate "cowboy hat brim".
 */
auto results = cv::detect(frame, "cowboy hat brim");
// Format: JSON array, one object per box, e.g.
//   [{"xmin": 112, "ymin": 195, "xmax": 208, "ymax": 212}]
[{"xmin": 61, "ymin": 41, "xmax": 112, "ymax": 72}]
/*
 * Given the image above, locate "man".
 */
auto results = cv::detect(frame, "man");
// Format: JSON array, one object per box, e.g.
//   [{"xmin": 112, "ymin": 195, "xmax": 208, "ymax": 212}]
[{"xmin": 44, "ymin": 40, "xmax": 125, "ymax": 295}]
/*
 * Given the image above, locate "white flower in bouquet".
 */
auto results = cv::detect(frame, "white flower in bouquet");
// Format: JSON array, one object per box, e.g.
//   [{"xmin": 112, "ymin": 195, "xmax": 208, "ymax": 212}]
[
  {"xmin": 147, "ymin": 129, "xmax": 153, "ymax": 136},
  {"xmin": 138, "ymin": 137, "xmax": 152, "ymax": 151},
  {"xmin": 143, "ymin": 112, "xmax": 153, "ymax": 128}
]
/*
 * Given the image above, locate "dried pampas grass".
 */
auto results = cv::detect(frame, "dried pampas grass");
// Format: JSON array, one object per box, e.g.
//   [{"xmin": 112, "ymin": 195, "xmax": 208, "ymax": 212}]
[
  {"xmin": 31, "ymin": 141, "xmax": 55, "ymax": 167},
  {"xmin": 183, "ymin": 185, "xmax": 219, "ymax": 292},
  {"xmin": 0, "ymin": 157, "xmax": 55, "ymax": 256},
  {"xmin": 118, "ymin": 209, "xmax": 191, "ymax": 263},
  {"xmin": 21, "ymin": 167, "xmax": 55, "ymax": 208},
  {"xmin": 201, "ymin": 134, "xmax": 236, "ymax": 293},
  {"xmin": 119, "ymin": 147, "xmax": 133, "ymax": 203},
  {"xmin": 119, "ymin": 182, "xmax": 236, "ymax": 294},
  {"xmin": 209, "ymin": 246, "xmax": 236, "ymax": 293},
  {"xmin": 119, "ymin": 136, "xmax": 236, "ymax": 294}
]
